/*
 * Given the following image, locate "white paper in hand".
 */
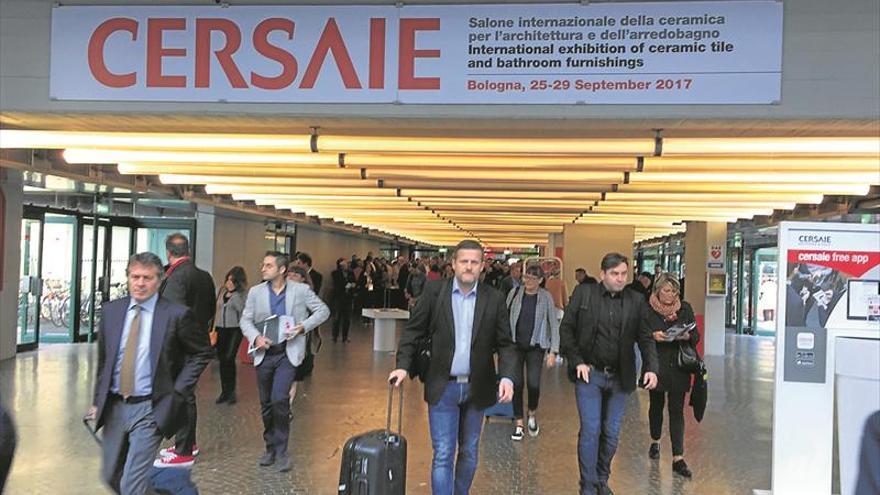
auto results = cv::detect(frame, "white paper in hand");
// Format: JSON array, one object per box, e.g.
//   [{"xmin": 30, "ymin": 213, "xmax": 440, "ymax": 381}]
[{"xmin": 279, "ymin": 315, "xmax": 298, "ymax": 340}]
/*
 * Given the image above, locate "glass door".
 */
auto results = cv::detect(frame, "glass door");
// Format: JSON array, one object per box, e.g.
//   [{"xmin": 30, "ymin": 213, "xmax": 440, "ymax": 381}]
[
  {"xmin": 109, "ymin": 226, "xmax": 132, "ymax": 300},
  {"xmin": 80, "ymin": 221, "xmax": 108, "ymax": 341},
  {"xmin": 40, "ymin": 213, "xmax": 77, "ymax": 343},
  {"xmin": 17, "ymin": 216, "xmax": 43, "ymax": 351},
  {"xmin": 752, "ymin": 247, "xmax": 779, "ymax": 336},
  {"xmin": 136, "ymin": 225, "xmax": 192, "ymax": 265}
]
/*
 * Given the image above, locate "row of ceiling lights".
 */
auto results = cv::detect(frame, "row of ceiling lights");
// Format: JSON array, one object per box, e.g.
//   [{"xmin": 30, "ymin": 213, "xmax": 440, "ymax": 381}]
[{"xmin": 1, "ymin": 130, "xmax": 878, "ymax": 247}]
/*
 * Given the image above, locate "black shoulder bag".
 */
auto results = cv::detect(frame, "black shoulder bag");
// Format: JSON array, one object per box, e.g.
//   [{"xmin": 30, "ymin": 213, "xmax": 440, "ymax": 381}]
[
  {"xmin": 410, "ymin": 288, "xmax": 445, "ymax": 383},
  {"xmin": 676, "ymin": 338, "xmax": 703, "ymax": 374}
]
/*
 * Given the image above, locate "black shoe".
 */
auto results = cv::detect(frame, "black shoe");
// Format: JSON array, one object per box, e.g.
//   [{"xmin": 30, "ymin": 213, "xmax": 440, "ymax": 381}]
[
  {"xmin": 672, "ymin": 459, "xmax": 692, "ymax": 478},
  {"xmin": 215, "ymin": 393, "xmax": 229, "ymax": 404},
  {"xmin": 276, "ymin": 455, "xmax": 291, "ymax": 472},
  {"xmin": 258, "ymin": 451, "xmax": 276, "ymax": 467},
  {"xmin": 226, "ymin": 393, "xmax": 237, "ymax": 404},
  {"xmin": 648, "ymin": 442, "xmax": 660, "ymax": 459}
]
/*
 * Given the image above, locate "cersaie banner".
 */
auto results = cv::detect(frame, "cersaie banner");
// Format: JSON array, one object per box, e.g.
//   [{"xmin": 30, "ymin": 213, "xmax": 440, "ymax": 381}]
[{"xmin": 50, "ymin": 2, "xmax": 783, "ymax": 104}]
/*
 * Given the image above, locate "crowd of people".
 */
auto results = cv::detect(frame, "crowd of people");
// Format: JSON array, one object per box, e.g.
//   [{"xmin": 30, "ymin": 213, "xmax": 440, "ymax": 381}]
[{"xmin": 81, "ymin": 233, "xmax": 704, "ymax": 495}]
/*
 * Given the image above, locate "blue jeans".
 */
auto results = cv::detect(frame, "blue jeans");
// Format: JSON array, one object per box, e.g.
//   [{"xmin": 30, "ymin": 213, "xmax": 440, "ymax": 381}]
[
  {"xmin": 575, "ymin": 370, "xmax": 630, "ymax": 495},
  {"xmin": 428, "ymin": 381, "xmax": 485, "ymax": 495}
]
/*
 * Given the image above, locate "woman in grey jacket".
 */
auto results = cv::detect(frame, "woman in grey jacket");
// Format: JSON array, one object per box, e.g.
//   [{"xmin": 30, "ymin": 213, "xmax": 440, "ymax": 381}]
[
  {"xmin": 506, "ymin": 264, "xmax": 560, "ymax": 440},
  {"xmin": 215, "ymin": 266, "xmax": 247, "ymax": 404}
]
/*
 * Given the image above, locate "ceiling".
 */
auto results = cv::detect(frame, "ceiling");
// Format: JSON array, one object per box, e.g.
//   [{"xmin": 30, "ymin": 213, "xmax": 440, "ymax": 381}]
[{"xmin": 0, "ymin": 118, "xmax": 878, "ymax": 248}]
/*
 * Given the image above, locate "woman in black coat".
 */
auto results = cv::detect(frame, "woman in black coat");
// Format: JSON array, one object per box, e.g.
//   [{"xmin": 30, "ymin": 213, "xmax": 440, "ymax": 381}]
[{"xmin": 641, "ymin": 272, "xmax": 698, "ymax": 479}]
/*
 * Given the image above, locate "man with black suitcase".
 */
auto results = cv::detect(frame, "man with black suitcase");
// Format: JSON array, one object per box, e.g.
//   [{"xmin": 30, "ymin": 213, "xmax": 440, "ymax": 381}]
[{"xmin": 389, "ymin": 239, "xmax": 517, "ymax": 495}]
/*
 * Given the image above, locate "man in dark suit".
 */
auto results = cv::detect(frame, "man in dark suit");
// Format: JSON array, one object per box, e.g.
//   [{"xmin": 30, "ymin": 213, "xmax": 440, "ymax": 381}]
[
  {"xmin": 390, "ymin": 239, "xmax": 517, "ymax": 495},
  {"xmin": 499, "ymin": 260, "xmax": 522, "ymax": 297},
  {"xmin": 294, "ymin": 252, "xmax": 322, "ymax": 296},
  {"xmin": 155, "ymin": 233, "xmax": 216, "ymax": 467},
  {"xmin": 560, "ymin": 252, "xmax": 659, "ymax": 495},
  {"xmin": 85, "ymin": 252, "xmax": 212, "ymax": 495}
]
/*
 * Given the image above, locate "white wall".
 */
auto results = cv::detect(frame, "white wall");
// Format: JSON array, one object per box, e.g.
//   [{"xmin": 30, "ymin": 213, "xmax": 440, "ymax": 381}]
[
  {"xmin": 0, "ymin": 170, "xmax": 23, "ymax": 360},
  {"xmin": 1, "ymin": 0, "xmax": 878, "ymax": 122}
]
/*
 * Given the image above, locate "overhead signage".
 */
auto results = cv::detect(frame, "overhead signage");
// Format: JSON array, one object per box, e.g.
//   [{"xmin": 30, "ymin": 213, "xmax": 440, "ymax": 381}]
[{"xmin": 50, "ymin": 1, "xmax": 783, "ymax": 104}]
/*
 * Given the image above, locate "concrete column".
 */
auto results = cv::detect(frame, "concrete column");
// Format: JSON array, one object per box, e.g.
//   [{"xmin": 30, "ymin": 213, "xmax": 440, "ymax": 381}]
[
  {"xmin": 562, "ymin": 224, "xmax": 635, "ymax": 294},
  {"xmin": 194, "ymin": 204, "xmax": 215, "ymax": 274},
  {"xmin": 684, "ymin": 221, "xmax": 728, "ymax": 357},
  {"xmin": 0, "ymin": 170, "xmax": 23, "ymax": 360}
]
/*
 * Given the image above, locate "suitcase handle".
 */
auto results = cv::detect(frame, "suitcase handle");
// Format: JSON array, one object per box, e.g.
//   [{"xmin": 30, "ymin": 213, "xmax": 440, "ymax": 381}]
[{"xmin": 385, "ymin": 381, "xmax": 403, "ymax": 436}]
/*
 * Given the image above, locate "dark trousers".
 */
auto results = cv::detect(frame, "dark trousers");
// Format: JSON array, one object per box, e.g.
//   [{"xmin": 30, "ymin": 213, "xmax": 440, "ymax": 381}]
[
  {"xmin": 648, "ymin": 389, "xmax": 687, "ymax": 456},
  {"xmin": 215, "ymin": 327, "xmax": 243, "ymax": 397},
  {"xmin": 257, "ymin": 351, "xmax": 297, "ymax": 457},
  {"xmin": 332, "ymin": 298, "xmax": 351, "ymax": 341},
  {"xmin": 173, "ymin": 392, "xmax": 197, "ymax": 455},
  {"xmin": 512, "ymin": 345, "xmax": 545, "ymax": 419}
]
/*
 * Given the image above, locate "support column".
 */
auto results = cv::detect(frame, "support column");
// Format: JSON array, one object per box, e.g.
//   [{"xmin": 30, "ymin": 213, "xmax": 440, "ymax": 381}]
[
  {"xmin": 195, "ymin": 204, "xmax": 215, "ymax": 274},
  {"xmin": 684, "ymin": 221, "xmax": 728, "ymax": 357},
  {"xmin": 0, "ymin": 170, "xmax": 23, "ymax": 360},
  {"xmin": 562, "ymin": 224, "xmax": 635, "ymax": 293}
]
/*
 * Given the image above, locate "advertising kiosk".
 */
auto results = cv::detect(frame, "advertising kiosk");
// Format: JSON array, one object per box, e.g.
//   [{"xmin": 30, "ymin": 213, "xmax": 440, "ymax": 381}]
[{"xmin": 757, "ymin": 222, "xmax": 880, "ymax": 495}]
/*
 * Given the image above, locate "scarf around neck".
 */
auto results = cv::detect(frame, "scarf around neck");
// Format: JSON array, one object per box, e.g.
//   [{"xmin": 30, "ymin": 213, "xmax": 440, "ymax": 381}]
[{"xmin": 649, "ymin": 292, "xmax": 681, "ymax": 322}]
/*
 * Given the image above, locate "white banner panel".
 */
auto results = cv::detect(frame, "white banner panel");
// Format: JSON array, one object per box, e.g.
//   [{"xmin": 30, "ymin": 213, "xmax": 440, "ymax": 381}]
[{"xmin": 49, "ymin": 2, "xmax": 782, "ymax": 104}]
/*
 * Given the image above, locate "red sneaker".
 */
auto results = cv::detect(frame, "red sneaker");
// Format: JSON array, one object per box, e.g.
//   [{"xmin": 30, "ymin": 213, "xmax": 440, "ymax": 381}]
[
  {"xmin": 154, "ymin": 452, "xmax": 195, "ymax": 468},
  {"xmin": 159, "ymin": 445, "xmax": 199, "ymax": 458}
]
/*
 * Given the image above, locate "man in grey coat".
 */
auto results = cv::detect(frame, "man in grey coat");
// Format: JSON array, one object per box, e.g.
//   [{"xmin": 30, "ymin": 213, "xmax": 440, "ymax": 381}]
[{"xmin": 240, "ymin": 251, "xmax": 330, "ymax": 472}]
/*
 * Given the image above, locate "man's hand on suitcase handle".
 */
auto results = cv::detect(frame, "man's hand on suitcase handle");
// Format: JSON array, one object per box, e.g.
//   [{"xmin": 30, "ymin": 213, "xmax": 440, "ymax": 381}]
[{"xmin": 389, "ymin": 369, "xmax": 408, "ymax": 387}]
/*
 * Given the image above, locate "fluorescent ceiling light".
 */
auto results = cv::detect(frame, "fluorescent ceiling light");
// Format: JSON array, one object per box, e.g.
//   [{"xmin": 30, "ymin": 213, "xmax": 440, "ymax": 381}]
[
  {"xmin": 205, "ymin": 185, "xmax": 396, "ymax": 196},
  {"xmin": 662, "ymin": 137, "xmax": 880, "ymax": 156},
  {"xmin": 159, "ymin": 174, "xmax": 373, "ymax": 187},
  {"xmin": 603, "ymin": 192, "xmax": 824, "ymax": 204},
  {"xmin": 383, "ymin": 180, "xmax": 612, "ymax": 193},
  {"xmin": 618, "ymin": 183, "xmax": 871, "ymax": 195},
  {"xmin": 643, "ymin": 156, "xmax": 880, "ymax": 172},
  {"xmin": 629, "ymin": 171, "xmax": 879, "ymax": 184},
  {"xmin": 119, "ymin": 164, "xmax": 358, "ymax": 178},
  {"xmin": 348, "ymin": 154, "xmax": 638, "ymax": 170},
  {"xmin": 0, "ymin": 130, "xmax": 312, "ymax": 151},
  {"xmin": 318, "ymin": 135, "xmax": 656, "ymax": 155},
  {"xmin": 367, "ymin": 170, "xmax": 624, "ymax": 182},
  {"xmin": 599, "ymin": 200, "xmax": 796, "ymax": 209},
  {"xmin": 64, "ymin": 149, "xmax": 336, "ymax": 165}
]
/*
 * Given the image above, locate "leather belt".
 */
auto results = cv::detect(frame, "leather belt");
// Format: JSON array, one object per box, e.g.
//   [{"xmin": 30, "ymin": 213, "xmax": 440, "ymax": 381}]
[
  {"xmin": 110, "ymin": 393, "xmax": 152, "ymax": 404},
  {"xmin": 449, "ymin": 376, "xmax": 470, "ymax": 383},
  {"xmin": 590, "ymin": 364, "xmax": 617, "ymax": 375}
]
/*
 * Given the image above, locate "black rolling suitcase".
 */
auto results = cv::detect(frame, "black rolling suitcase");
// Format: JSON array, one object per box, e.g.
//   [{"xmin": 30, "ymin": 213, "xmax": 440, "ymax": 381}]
[{"xmin": 338, "ymin": 383, "xmax": 407, "ymax": 495}]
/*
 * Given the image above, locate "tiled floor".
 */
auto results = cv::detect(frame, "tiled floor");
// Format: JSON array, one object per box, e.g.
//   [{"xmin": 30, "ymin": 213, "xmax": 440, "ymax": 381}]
[{"xmin": 1, "ymin": 323, "xmax": 777, "ymax": 494}]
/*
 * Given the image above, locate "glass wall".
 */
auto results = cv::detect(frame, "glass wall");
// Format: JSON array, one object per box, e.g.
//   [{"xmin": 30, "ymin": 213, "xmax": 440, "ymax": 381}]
[
  {"xmin": 17, "ymin": 218, "xmax": 42, "ymax": 348},
  {"xmin": 40, "ymin": 214, "xmax": 76, "ymax": 343}
]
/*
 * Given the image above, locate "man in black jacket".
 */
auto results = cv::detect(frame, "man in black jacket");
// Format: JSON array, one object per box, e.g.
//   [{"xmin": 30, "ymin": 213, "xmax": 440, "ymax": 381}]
[
  {"xmin": 560, "ymin": 252, "xmax": 659, "ymax": 495},
  {"xmin": 390, "ymin": 240, "xmax": 516, "ymax": 495},
  {"xmin": 85, "ymin": 252, "xmax": 212, "ymax": 494},
  {"xmin": 294, "ymin": 252, "xmax": 322, "ymax": 295},
  {"xmin": 155, "ymin": 233, "xmax": 216, "ymax": 467},
  {"xmin": 396, "ymin": 255, "xmax": 410, "ymax": 309}
]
